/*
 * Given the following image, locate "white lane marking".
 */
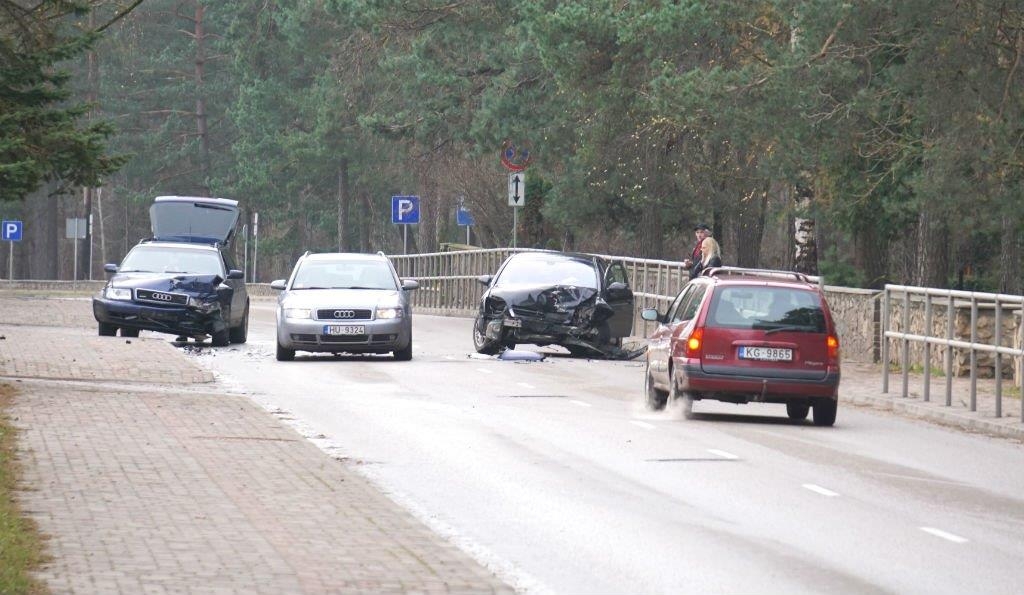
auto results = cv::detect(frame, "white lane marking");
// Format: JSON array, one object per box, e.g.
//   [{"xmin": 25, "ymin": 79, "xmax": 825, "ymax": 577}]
[
  {"xmin": 517, "ymin": 382, "xmax": 535, "ymax": 389},
  {"xmin": 920, "ymin": 527, "xmax": 968, "ymax": 544},
  {"xmin": 476, "ymin": 368, "xmax": 493, "ymax": 375},
  {"xmin": 802, "ymin": 484, "xmax": 840, "ymax": 497},
  {"xmin": 569, "ymin": 400, "xmax": 592, "ymax": 408},
  {"xmin": 630, "ymin": 421, "xmax": 656, "ymax": 430},
  {"xmin": 707, "ymin": 449, "xmax": 739, "ymax": 460}
]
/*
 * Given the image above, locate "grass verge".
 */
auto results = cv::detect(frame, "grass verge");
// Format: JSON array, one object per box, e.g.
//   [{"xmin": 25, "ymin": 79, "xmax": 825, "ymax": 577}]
[{"xmin": 0, "ymin": 382, "xmax": 47, "ymax": 594}]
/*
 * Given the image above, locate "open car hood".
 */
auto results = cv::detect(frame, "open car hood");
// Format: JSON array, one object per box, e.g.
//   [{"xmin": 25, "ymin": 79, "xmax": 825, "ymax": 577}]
[{"xmin": 149, "ymin": 196, "xmax": 239, "ymax": 245}]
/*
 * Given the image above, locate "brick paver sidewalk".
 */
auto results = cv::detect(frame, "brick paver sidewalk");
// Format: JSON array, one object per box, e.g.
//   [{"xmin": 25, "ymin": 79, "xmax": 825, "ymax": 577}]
[{"xmin": 1, "ymin": 295, "xmax": 513, "ymax": 594}]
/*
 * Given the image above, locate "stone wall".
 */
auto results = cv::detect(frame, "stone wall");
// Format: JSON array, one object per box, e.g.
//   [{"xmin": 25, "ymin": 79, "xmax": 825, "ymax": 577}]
[{"xmin": 822, "ymin": 286, "xmax": 879, "ymax": 364}]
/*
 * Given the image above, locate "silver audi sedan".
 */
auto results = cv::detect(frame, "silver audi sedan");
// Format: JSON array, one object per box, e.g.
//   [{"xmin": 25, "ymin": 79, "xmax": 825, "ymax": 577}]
[{"xmin": 270, "ymin": 252, "xmax": 418, "ymax": 361}]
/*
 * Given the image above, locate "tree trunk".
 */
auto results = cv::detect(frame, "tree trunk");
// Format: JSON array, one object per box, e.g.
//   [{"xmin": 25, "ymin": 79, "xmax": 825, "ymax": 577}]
[
  {"xmin": 337, "ymin": 158, "xmax": 350, "ymax": 251},
  {"xmin": 999, "ymin": 215, "xmax": 1021, "ymax": 294},
  {"xmin": 792, "ymin": 178, "xmax": 818, "ymax": 275},
  {"xmin": 194, "ymin": 3, "xmax": 210, "ymax": 196},
  {"xmin": 914, "ymin": 206, "xmax": 949, "ymax": 288},
  {"xmin": 734, "ymin": 184, "xmax": 768, "ymax": 268}
]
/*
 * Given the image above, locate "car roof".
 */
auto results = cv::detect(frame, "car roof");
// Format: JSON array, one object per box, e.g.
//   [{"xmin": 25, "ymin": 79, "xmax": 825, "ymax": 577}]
[
  {"xmin": 301, "ymin": 252, "xmax": 388, "ymax": 262},
  {"xmin": 508, "ymin": 250, "xmax": 604, "ymax": 265},
  {"xmin": 698, "ymin": 266, "xmax": 822, "ymax": 289}
]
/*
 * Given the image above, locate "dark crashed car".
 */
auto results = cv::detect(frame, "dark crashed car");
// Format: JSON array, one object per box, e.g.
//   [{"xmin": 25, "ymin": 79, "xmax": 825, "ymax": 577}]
[
  {"xmin": 92, "ymin": 196, "xmax": 249, "ymax": 346},
  {"xmin": 472, "ymin": 251, "xmax": 634, "ymax": 356}
]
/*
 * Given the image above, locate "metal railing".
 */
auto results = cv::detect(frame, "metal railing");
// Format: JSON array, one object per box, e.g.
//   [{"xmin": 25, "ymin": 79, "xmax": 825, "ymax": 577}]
[{"xmin": 881, "ymin": 285, "xmax": 1024, "ymax": 420}]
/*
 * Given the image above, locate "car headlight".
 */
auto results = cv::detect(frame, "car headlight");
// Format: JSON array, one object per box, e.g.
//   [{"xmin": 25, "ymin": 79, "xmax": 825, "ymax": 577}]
[
  {"xmin": 283, "ymin": 308, "xmax": 312, "ymax": 319},
  {"xmin": 104, "ymin": 287, "xmax": 132, "ymax": 301},
  {"xmin": 375, "ymin": 306, "xmax": 404, "ymax": 319},
  {"xmin": 187, "ymin": 296, "xmax": 220, "ymax": 313}
]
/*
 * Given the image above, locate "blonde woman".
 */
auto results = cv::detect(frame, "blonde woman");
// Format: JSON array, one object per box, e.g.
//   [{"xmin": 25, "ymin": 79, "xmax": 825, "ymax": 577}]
[{"xmin": 690, "ymin": 236, "xmax": 722, "ymax": 279}]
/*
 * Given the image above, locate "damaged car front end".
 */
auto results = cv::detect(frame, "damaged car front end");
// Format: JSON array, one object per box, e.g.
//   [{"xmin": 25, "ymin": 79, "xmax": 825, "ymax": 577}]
[
  {"xmin": 472, "ymin": 251, "xmax": 638, "ymax": 358},
  {"xmin": 94, "ymin": 271, "xmax": 238, "ymax": 343}
]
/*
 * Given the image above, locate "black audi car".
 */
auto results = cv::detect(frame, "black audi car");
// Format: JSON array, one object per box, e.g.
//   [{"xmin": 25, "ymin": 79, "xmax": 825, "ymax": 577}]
[
  {"xmin": 472, "ymin": 251, "xmax": 635, "ymax": 357},
  {"xmin": 92, "ymin": 196, "xmax": 249, "ymax": 346}
]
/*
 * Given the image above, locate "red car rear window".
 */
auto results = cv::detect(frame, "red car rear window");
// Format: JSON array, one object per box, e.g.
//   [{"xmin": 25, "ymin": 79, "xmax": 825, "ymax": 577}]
[{"xmin": 707, "ymin": 286, "xmax": 826, "ymax": 333}]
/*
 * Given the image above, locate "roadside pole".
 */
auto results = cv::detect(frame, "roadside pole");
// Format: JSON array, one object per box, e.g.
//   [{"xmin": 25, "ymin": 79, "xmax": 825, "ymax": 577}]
[{"xmin": 252, "ymin": 212, "xmax": 259, "ymax": 283}]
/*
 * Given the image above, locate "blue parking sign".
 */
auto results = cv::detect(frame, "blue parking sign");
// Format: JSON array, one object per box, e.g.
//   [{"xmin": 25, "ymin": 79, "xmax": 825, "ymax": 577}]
[
  {"xmin": 457, "ymin": 207, "xmax": 474, "ymax": 226},
  {"xmin": 2, "ymin": 220, "xmax": 23, "ymax": 241},
  {"xmin": 391, "ymin": 196, "xmax": 420, "ymax": 224}
]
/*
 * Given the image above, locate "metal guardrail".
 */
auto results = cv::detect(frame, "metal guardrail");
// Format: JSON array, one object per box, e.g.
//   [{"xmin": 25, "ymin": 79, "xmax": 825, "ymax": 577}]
[{"xmin": 881, "ymin": 285, "xmax": 1024, "ymax": 421}]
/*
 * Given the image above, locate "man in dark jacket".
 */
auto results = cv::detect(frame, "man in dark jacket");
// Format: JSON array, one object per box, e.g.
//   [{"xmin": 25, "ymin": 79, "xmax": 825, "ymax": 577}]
[{"xmin": 683, "ymin": 223, "xmax": 712, "ymax": 272}]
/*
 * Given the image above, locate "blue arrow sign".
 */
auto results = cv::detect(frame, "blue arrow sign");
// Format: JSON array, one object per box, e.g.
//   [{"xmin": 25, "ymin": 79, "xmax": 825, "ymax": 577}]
[
  {"xmin": 2, "ymin": 220, "xmax": 23, "ymax": 241},
  {"xmin": 391, "ymin": 196, "xmax": 420, "ymax": 224}
]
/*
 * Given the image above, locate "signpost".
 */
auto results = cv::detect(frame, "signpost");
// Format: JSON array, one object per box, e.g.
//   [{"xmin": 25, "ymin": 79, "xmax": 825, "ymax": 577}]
[
  {"xmin": 65, "ymin": 218, "xmax": 86, "ymax": 282},
  {"xmin": 500, "ymin": 140, "xmax": 531, "ymax": 248},
  {"xmin": 508, "ymin": 172, "xmax": 525, "ymax": 248},
  {"xmin": 2, "ymin": 220, "xmax": 22, "ymax": 280},
  {"xmin": 456, "ymin": 198, "xmax": 474, "ymax": 245},
  {"xmin": 391, "ymin": 195, "xmax": 420, "ymax": 254}
]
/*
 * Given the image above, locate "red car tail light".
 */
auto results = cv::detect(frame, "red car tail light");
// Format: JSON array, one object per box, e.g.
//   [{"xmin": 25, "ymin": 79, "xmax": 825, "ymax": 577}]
[
  {"xmin": 685, "ymin": 327, "xmax": 704, "ymax": 357},
  {"xmin": 827, "ymin": 335, "xmax": 840, "ymax": 361}
]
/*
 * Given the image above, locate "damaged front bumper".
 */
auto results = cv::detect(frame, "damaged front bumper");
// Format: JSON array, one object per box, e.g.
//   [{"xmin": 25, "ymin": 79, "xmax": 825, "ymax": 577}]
[
  {"xmin": 93, "ymin": 297, "xmax": 229, "ymax": 339},
  {"xmin": 482, "ymin": 314, "xmax": 644, "ymax": 360}
]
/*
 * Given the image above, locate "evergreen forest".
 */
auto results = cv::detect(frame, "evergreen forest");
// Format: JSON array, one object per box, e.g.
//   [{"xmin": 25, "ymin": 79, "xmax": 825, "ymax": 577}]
[{"xmin": 2, "ymin": 0, "xmax": 1022, "ymax": 292}]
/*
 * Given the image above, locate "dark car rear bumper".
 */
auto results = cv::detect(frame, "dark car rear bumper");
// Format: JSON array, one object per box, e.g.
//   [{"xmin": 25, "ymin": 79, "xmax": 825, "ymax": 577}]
[
  {"xmin": 93, "ymin": 297, "xmax": 224, "ymax": 336},
  {"xmin": 680, "ymin": 361, "xmax": 840, "ymax": 401}
]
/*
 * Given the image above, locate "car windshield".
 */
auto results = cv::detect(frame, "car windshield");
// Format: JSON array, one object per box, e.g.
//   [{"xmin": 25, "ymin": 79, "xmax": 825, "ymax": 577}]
[
  {"xmin": 291, "ymin": 260, "xmax": 396, "ymax": 290},
  {"xmin": 118, "ymin": 246, "xmax": 223, "ymax": 275},
  {"xmin": 496, "ymin": 256, "xmax": 597, "ymax": 288},
  {"xmin": 708, "ymin": 286, "xmax": 825, "ymax": 332}
]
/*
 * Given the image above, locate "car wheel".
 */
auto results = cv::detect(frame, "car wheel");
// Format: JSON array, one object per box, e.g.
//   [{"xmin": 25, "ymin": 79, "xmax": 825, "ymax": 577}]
[
  {"xmin": 472, "ymin": 316, "xmax": 500, "ymax": 355},
  {"xmin": 211, "ymin": 328, "xmax": 230, "ymax": 347},
  {"xmin": 786, "ymin": 401, "xmax": 810, "ymax": 421},
  {"xmin": 120, "ymin": 327, "xmax": 140, "ymax": 338},
  {"xmin": 276, "ymin": 340, "xmax": 295, "ymax": 362},
  {"xmin": 668, "ymin": 367, "xmax": 696, "ymax": 419},
  {"xmin": 644, "ymin": 364, "xmax": 668, "ymax": 411},
  {"xmin": 98, "ymin": 322, "xmax": 117, "ymax": 337},
  {"xmin": 394, "ymin": 335, "xmax": 413, "ymax": 361},
  {"xmin": 812, "ymin": 399, "xmax": 838, "ymax": 426},
  {"xmin": 229, "ymin": 302, "xmax": 249, "ymax": 344}
]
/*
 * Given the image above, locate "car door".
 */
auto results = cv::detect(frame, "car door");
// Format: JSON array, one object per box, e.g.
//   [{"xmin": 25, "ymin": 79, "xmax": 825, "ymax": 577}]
[
  {"xmin": 220, "ymin": 249, "xmax": 246, "ymax": 325},
  {"xmin": 603, "ymin": 261, "xmax": 634, "ymax": 338},
  {"xmin": 647, "ymin": 283, "xmax": 704, "ymax": 382}
]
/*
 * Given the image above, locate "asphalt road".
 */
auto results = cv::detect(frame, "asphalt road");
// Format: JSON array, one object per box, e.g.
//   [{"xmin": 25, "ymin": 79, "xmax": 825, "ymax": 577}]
[{"xmin": 194, "ymin": 302, "xmax": 1024, "ymax": 595}]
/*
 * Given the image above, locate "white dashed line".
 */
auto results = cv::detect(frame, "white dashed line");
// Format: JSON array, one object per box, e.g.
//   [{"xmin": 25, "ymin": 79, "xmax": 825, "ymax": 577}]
[
  {"xmin": 630, "ymin": 421, "xmax": 656, "ymax": 430},
  {"xmin": 707, "ymin": 449, "xmax": 739, "ymax": 460},
  {"xmin": 476, "ymin": 368, "xmax": 493, "ymax": 375},
  {"xmin": 920, "ymin": 527, "xmax": 968, "ymax": 544},
  {"xmin": 517, "ymin": 382, "xmax": 535, "ymax": 389},
  {"xmin": 569, "ymin": 400, "xmax": 592, "ymax": 408},
  {"xmin": 802, "ymin": 484, "xmax": 840, "ymax": 497}
]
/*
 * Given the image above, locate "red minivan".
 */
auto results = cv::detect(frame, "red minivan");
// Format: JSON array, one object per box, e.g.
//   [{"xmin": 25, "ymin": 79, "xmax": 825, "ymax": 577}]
[{"xmin": 641, "ymin": 267, "xmax": 841, "ymax": 426}]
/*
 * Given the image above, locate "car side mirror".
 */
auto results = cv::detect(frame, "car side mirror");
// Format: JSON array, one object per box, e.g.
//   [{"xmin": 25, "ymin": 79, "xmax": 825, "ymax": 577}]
[
  {"xmin": 227, "ymin": 269, "xmax": 244, "ymax": 280},
  {"xmin": 270, "ymin": 279, "xmax": 287, "ymax": 290},
  {"xmin": 402, "ymin": 279, "xmax": 419, "ymax": 290},
  {"xmin": 103, "ymin": 263, "xmax": 118, "ymax": 274},
  {"xmin": 476, "ymin": 274, "xmax": 492, "ymax": 286},
  {"xmin": 641, "ymin": 308, "xmax": 662, "ymax": 323}
]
